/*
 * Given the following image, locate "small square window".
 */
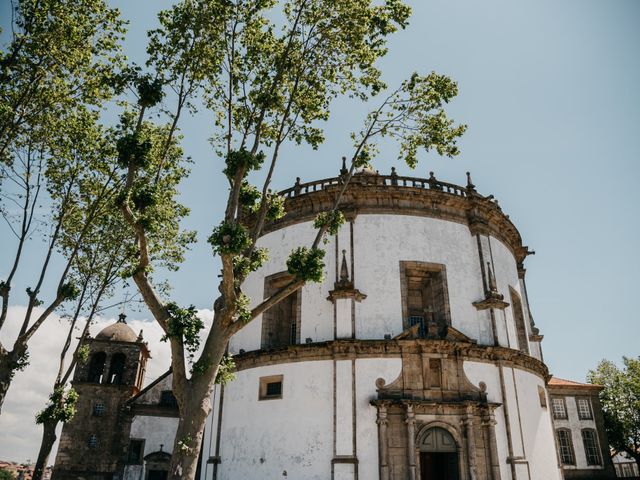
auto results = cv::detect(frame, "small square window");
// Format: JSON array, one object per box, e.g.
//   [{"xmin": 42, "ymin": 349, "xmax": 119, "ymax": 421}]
[
  {"xmin": 259, "ymin": 375, "xmax": 283, "ymax": 400},
  {"xmin": 577, "ymin": 398, "xmax": 593, "ymax": 420},
  {"xmin": 92, "ymin": 401, "xmax": 106, "ymax": 416},
  {"xmin": 88, "ymin": 434, "xmax": 98, "ymax": 449}
]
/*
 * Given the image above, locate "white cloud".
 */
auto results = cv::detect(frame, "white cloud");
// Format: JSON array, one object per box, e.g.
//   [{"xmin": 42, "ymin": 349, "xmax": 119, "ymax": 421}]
[{"xmin": 0, "ymin": 305, "xmax": 214, "ymax": 464}]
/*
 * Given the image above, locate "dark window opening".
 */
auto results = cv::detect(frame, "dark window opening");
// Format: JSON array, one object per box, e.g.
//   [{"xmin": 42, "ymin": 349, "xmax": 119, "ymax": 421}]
[
  {"xmin": 401, "ymin": 262, "xmax": 450, "ymax": 338},
  {"xmin": 509, "ymin": 287, "xmax": 529, "ymax": 354},
  {"xmin": 261, "ymin": 274, "xmax": 300, "ymax": 349},
  {"xmin": 127, "ymin": 439, "xmax": 144, "ymax": 464},
  {"xmin": 87, "ymin": 352, "xmax": 106, "ymax": 383},
  {"xmin": 108, "ymin": 353, "xmax": 126, "ymax": 384},
  {"xmin": 259, "ymin": 375, "xmax": 283, "ymax": 400},
  {"xmin": 159, "ymin": 390, "xmax": 178, "ymax": 408},
  {"xmin": 88, "ymin": 434, "xmax": 98, "ymax": 449},
  {"xmin": 92, "ymin": 401, "xmax": 106, "ymax": 416},
  {"xmin": 266, "ymin": 381, "xmax": 282, "ymax": 397}
]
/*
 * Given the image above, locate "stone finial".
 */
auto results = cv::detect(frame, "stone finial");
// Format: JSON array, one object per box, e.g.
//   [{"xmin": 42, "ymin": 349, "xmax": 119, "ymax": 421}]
[
  {"xmin": 339, "ymin": 249, "xmax": 350, "ymax": 284},
  {"xmin": 466, "ymin": 171, "xmax": 476, "ymax": 191},
  {"xmin": 137, "ymin": 329, "xmax": 144, "ymax": 342},
  {"xmin": 340, "ymin": 156, "xmax": 348, "ymax": 176},
  {"xmin": 117, "ymin": 312, "xmax": 127, "ymax": 323},
  {"xmin": 390, "ymin": 166, "xmax": 397, "ymax": 176},
  {"xmin": 294, "ymin": 177, "xmax": 301, "ymax": 195}
]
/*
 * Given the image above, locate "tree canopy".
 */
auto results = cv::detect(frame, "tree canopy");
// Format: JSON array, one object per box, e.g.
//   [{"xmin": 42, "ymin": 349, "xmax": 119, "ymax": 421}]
[{"xmin": 588, "ymin": 356, "xmax": 640, "ymax": 467}]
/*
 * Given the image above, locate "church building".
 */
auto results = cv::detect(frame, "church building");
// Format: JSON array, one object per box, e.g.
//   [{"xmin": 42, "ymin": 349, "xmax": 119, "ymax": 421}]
[{"xmin": 53, "ymin": 168, "xmax": 617, "ymax": 480}]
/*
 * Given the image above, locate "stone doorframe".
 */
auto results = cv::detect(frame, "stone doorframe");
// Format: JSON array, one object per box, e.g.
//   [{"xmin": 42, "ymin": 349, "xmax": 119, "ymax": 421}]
[
  {"xmin": 415, "ymin": 421, "xmax": 465, "ymax": 480},
  {"xmin": 372, "ymin": 400, "xmax": 502, "ymax": 480}
]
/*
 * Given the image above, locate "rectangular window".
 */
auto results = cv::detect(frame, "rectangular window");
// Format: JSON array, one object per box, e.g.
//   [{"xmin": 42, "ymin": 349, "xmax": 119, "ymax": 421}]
[
  {"xmin": 127, "ymin": 439, "xmax": 144, "ymax": 464},
  {"xmin": 259, "ymin": 375, "xmax": 283, "ymax": 400},
  {"xmin": 576, "ymin": 398, "xmax": 593, "ymax": 420},
  {"xmin": 552, "ymin": 398, "xmax": 567, "ymax": 419},
  {"xmin": 400, "ymin": 262, "xmax": 450, "ymax": 337},
  {"xmin": 262, "ymin": 273, "xmax": 300, "ymax": 349},
  {"xmin": 556, "ymin": 429, "xmax": 575, "ymax": 465},
  {"xmin": 582, "ymin": 429, "xmax": 602, "ymax": 465}
]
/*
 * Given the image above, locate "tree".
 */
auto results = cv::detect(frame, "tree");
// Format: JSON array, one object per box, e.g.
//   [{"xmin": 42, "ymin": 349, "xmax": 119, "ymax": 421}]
[
  {"xmin": 32, "ymin": 208, "xmax": 133, "ymax": 480},
  {"xmin": 0, "ymin": 469, "xmax": 15, "ymax": 480},
  {"xmin": 0, "ymin": 0, "xmax": 125, "ymax": 411},
  {"xmin": 588, "ymin": 357, "xmax": 640, "ymax": 470},
  {"xmin": 114, "ymin": 0, "xmax": 466, "ymax": 477}
]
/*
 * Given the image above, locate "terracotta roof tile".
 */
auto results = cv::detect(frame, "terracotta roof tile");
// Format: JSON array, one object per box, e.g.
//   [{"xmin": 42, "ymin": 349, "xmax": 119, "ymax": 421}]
[{"xmin": 548, "ymin": 376, "xmax": 602, "ymax": 389}]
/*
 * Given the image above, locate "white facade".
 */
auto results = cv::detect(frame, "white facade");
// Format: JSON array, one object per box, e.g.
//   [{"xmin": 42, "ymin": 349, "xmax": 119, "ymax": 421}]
[{"xmin": 198, "ymin": 173, "xmax": 562, "ymax": 480}]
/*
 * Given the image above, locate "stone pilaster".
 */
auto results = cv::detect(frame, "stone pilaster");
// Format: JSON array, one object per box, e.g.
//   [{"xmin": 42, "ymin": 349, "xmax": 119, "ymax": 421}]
[
  {"xmin": 376, "ymin": 403, "xmax": 390, "ymax": 480},
  {"xmin": 405, "ymin": 402, "xmax": 417, "ymax": 480}
]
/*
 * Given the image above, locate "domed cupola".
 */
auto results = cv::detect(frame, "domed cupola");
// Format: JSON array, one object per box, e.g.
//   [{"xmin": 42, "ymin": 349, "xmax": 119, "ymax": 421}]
[{"xmin": 95, "ymin": 313, "xmax": 138, "ymax": 343}]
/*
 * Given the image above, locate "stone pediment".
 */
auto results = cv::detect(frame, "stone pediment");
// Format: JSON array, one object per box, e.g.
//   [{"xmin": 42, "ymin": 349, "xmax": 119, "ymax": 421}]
[{"xmin": 393, "ymin": 323, "xmax": 476, "ymax": 344}]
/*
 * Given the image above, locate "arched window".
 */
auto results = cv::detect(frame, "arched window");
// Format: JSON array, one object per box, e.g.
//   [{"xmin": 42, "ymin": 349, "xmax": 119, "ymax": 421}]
[
  {"xmin": 108, "ymin": 353, "xmax": 126, "ymax": 384},
  {"xmin": 556, "ymin": 428, "xmax": 575, "ymax": 465},
  {"xmin": 509, "ymin": 287, "xmax": 529, "ymax": 354},
  {"xmin": 87, "ymin": 352, "xmax": 106, "ymax": 383}
]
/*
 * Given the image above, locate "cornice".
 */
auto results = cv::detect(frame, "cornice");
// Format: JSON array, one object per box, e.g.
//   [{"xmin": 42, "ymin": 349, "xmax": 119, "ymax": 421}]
[
  {"xmin": 252, "ymin": 173, "xmax": 533, "ymax": 264},
  {"xmin": 233, "ymin": 339, "xmax": 550, "ymax": 380}
]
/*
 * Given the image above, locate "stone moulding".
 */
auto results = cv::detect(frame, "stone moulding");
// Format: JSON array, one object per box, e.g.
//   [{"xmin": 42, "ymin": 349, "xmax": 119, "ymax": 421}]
[
  {"xmin": 232, "ymin": 338, "xmax": 550, "ymax": 380},
  {"xmin": 326, "ymin": 287, "xmax": 367, "ymax": 303}
]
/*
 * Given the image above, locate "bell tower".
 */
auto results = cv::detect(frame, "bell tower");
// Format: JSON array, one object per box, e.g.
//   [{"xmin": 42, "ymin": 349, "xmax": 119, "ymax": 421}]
[{"xmin": 52, "ymin": 314, "xmax": 150, "ymax": 480}]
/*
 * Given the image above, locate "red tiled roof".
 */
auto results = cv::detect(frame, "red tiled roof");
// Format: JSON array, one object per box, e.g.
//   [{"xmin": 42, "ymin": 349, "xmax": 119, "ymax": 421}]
[{"xmin": 548, "ymin": 377, "xmax": 602, "ymax": 389}]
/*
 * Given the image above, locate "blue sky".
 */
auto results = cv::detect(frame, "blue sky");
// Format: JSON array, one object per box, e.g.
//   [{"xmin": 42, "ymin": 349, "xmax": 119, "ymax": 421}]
[
  {"xmin": 135, "ymin": 0, "xmax": 640, "ymax": 382},
  {"xmin": 1, "ymin": 0, "xmax": 639, "ymax": 396}
]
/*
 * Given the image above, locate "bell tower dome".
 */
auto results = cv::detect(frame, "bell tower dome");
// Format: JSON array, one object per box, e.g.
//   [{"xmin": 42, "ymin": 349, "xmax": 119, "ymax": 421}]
[{"xmin": 52, "ymin": 314, "xmax": 151, "ymax": 480}]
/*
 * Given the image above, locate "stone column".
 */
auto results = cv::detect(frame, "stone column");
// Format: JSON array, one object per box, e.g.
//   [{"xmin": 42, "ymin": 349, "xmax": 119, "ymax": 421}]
[
  {"xmin": 405, "ymin": 403, "xmax": 417, "ymax": 480},
  {"xmin": 376, "ymin": 403, "xmax": 390, "ymax": 480},
  {"xmin": 465, "ymin": 407, "xmax": 478, "ymax": 480},
  {"xmin": 483, "ymin": 409, "xmax": 502, "ymax": 480}
]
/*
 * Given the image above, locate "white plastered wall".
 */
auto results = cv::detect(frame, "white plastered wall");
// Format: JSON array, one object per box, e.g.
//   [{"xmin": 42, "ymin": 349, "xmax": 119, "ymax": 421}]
[
  {"xmin": 218, "ymin": 361, "xmax": 333, "ymax": 480},
  {"xmin": 355, "ymin": 358, "xmax": 403, "ymax": 480},
  {"xmin": 129, "ymin": 415, "xmax": 180, "ymax": 456},
  {"xmin": 353, "ymin": 215, "xmax": 485, "ymax": 341},
  {"xmin": 464, "ymin": 361, "xmax": 563, "ymax": 480}
]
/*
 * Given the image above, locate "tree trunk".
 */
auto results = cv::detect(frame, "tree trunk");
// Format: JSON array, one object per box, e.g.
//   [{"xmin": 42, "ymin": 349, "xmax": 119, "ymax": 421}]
[
  {"xmin": 33, "ymin": 420, "xmax": 57, "ymax": 480},
  {"xmin": 0, "ymin": 352, "xmax": 16, "ymax": 413},
  {"xmin": 168, "ymin": 390, "xmax": 211, "ymax": 480}
]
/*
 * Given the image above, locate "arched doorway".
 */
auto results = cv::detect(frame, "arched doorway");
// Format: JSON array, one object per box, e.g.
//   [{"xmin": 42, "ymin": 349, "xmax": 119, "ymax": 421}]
[
  {"xmin": 144, "ymin": 451, "xmax": 171, "ymax": 480},
  {"xmin": 419, "ymin": 427, "xmax": 460, "ymax": 480}
]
